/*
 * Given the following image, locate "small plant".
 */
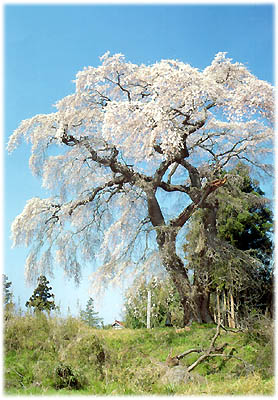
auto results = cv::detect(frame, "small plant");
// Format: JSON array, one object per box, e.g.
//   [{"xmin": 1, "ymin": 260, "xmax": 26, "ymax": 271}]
[{"xmin": 54, "ymin": 363, "xmax": 84, "ymax": 390}]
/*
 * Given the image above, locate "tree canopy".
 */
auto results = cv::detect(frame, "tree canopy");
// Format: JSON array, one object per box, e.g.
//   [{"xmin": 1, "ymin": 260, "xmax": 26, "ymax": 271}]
[{"xmin": 8, "ymin": 52, "xmax": 273, "ymax": 323}]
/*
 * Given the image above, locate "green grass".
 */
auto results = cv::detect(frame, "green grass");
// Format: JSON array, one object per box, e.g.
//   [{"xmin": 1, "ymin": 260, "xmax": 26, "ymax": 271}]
[{"xmin": 4, "ymin": 314, "xmax": 275, "ymax": 395}]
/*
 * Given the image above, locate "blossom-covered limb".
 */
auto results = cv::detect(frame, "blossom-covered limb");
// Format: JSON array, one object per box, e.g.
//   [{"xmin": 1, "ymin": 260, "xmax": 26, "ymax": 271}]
[{"xmin": 68, "ymin": 175, "xmax": 128, "ymax": 216}]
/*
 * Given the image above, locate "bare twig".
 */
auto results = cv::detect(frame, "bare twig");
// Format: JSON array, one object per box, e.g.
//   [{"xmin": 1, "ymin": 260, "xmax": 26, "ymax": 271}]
[{"xmin": 176, "ymin": 348, "xmax": 203, "ymax": 360}]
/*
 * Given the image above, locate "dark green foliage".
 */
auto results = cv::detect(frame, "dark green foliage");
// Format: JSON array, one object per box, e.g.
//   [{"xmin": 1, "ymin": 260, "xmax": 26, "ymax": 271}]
[
  {"xmin": 184, "ymin": 163, "xmax": 273, "ymax": 320},
  {"xmin": 217, "ymin": 163, "xmax": 273, "ymax": 267},
  {"xmin": 25, "ymin": 275, "xmax": 56, "ymax": 312},
  {"xmin": 54, "ymin": 363, "xmax": 84, "ymax": 389},
  {"xmin": 80, "ymin": 297, "xmax": 103, "ymax": 327},
  {"xmin": 216, "ymin": 164, "xmax": 273, "ymax": 314}
]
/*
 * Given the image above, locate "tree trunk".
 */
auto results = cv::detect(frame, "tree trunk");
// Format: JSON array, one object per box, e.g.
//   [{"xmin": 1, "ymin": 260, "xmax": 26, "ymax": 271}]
[
  {"xmin": 192, "ymin": 285, "xmax": 214, "ymax": 323},
  {"xmin": 223, "ymin": 290, "xmax": 227, "ymax": 326},
  {"xmin": 148, "ymin": 192, "xmax": 215, "ymax": 325},
  {"xmin": 155, "ymin": 225, "xmax": 214, "ymax": 324},
  {"xmin": 229, "ymin": 291, "xmax": 236, "ymax": 329},
  {"xmin": 161, "ymin": 251, "xmax": 214, "ymax": 325},
  {"xmin": 216, "ymin": 290, "xmax": 221, "ymax": 324}
]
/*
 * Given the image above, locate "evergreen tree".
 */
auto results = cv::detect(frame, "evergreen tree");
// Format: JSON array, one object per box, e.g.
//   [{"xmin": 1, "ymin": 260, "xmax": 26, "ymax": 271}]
[
  {"xmin": 3, "ymin": 274, "xmax": 13, "ymax": 305},
  {"xmin": 216, "ymin": 164, "xmax": 273, "ymax": 317},
  {"xmin": 184, "ymin": 163, "xmax": 273, "ymax": 324},
  {"xmin": 80, "ymin": 297, "xmax": 103, "ymax": 328},
  {"xmin": 25, "ymin": 275, "xmax": 56, "ymax": 312}
]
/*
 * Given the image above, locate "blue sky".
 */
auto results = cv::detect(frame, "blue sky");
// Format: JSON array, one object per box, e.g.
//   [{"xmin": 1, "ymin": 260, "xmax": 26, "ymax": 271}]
[{"xmin": 3, "ymin": 2, "xmax": 274, "ymax": 324}]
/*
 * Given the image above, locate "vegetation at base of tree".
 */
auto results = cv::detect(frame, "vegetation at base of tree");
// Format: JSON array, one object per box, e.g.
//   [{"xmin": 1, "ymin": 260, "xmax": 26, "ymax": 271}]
[
  {"xmin": 4, "ymin": 311, "xmax": 274, "ymax": 395},
  {"xmin": 25, "ymin": 275, "xmax": 56, "ymax": 313},
  {"xmin": 124, "ymin": 276, "xmax": 184, "ymax": 328},
  {"xmin": 80, "ymin": 297, "xmax": 103, "ymax": 328}
]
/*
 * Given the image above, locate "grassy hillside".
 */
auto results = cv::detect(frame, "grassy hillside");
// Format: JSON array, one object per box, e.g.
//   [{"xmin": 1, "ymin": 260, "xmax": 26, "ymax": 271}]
[{"xmin": 4, "ymin": 313, "xmax": 274, "ymax": 395}]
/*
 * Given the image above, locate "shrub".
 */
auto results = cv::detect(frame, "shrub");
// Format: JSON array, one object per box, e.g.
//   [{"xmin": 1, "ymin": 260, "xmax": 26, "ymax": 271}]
[
  {"xmin": 58, "ymin": 331, "xmax": 106, "ymax": 374},
  {"xmin": 53, "ymin": 363, "xmax": 85, "ymax": 390}
]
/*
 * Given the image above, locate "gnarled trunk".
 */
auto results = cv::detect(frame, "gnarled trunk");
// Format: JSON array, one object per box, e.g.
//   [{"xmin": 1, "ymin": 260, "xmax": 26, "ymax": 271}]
[
  {"xmin": 147, "ymin": 191, "xmax": 215, "ymax": 325},
  {"xmin": 166, "ymin": 257, "xmax": 213, "ymax": 325},
  {"xmin": 156, "ymin": 227, "xmax": 213, "ymax": 325}
]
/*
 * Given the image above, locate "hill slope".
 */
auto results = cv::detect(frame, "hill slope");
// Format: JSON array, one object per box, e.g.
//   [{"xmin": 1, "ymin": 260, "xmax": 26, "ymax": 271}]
[{"xmin": 4, "ymin": 313, "xmax": 274, "ymax": 395}]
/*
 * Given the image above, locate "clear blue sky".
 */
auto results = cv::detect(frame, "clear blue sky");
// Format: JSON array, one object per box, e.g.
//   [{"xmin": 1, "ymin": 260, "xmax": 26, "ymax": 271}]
[{"xmin": 4, "ymin": 2, "xmax": 274, "ymax": 324}]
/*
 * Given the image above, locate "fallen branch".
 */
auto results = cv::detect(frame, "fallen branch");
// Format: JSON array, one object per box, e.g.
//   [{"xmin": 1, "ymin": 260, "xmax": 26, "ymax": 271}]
[
  {"xmin": 168, "ymin": 319, "xmax": 252, "ymax": 373},
  {"xmin": 176, "ymin": 348, "xmax": 203, "ymax": 360},
  {"xmin": 220, "ymin": 323, "xmax": 244, "ymax": 333}
]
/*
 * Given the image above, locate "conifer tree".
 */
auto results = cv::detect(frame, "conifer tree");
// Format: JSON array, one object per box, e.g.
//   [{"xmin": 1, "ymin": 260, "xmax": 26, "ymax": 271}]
[
  {"xmin": 184, "ymin": 163, "xmax": 273, "ymax": 323},
  {"xmin": 80, "ymin": 297, "xmax": 103, "ymax": 327},
  {"xmin": 3, "ymin": 274, "xmax": 13, "ymax": 305},
  {"xmin": 25, "ymin": 275, "xmax": 56, "ymax": 312}
]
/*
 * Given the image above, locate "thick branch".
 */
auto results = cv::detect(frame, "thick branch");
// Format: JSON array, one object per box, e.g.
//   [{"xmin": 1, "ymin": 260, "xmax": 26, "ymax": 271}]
[
  {"xmin": 147, "ymin": 193, "xmax": 165, "ymax": 227},
  {"xmin": 158, "ymin": 182, "xmax": 191, "ymax": 194},
  {"xmin": 167, "ymin": 162, "xmax": 179, "ymax": 184},
  {"xmin": 153, "ymin": 160, "xmax": 173, "ymax": 186},
  {"xmin": 170, "ymin": 176, "xmax": 227, "ymax": 228},
  {"xmin": 170, "ymin": 202, "xmax": 197, "ymax": 228},
  {"xmin": 179, "ymin": 159, "xmax": 201, "ymax": 188}
]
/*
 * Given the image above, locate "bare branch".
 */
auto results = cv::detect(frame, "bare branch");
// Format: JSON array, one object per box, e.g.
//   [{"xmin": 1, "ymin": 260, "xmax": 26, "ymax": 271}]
[
  {"xmin": 176, "ymin": 348, "xmax": 203, "ymax": 360},
  {"xmin": 179, "ymin": 159, "xmax": 201, "ymax": 188},
  {"xmin": 168, "ymin": 319, "xmax": 252, "ymax": 374},
  {"xmin": 158, "ymin": 181, "xmax": 191, "ymax": 194},
  {"xmin": 167, "ymin": 162, "xmax": 179, "ymax": 184}
]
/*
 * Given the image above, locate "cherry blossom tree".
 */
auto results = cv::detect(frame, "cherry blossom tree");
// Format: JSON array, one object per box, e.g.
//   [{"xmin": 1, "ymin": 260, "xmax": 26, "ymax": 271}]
[{"xmin": 8, "ymin": 52, "xmax": 273, "ymax": 324}]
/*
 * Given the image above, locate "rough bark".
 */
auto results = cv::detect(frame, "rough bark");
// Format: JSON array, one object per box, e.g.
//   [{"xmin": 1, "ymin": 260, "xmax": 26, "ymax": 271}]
[{"xmin": 147, "ymin": 186, "xmax": 221, "ymax": 325}]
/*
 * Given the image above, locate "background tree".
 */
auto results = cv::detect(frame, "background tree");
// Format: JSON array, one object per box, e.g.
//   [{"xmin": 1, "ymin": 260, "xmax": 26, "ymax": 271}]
[
  {"xmin": 124, "ymin": 276, "xmax": 185, "ymax": 328},
  {"xmin": 8, "ymin": 52, "xmax": 274, "ymax": 325},
  {"xmin": 3, "ymin": 274, "xmax": 15, "ymax": 318},
  {"xmin": 3, "ymin": 274, "xmax": 13, "ymax": 305},
  {"xmin": 26, "ymin": 275, "xmax": 56, "ymax": 313},
  {"xmin": 184, "ymin": 163, "xmax": 273, "ymax": 326},
  {"xmin": 80, "ymin": 297, "xmax": 103, "ymax": 328}
]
